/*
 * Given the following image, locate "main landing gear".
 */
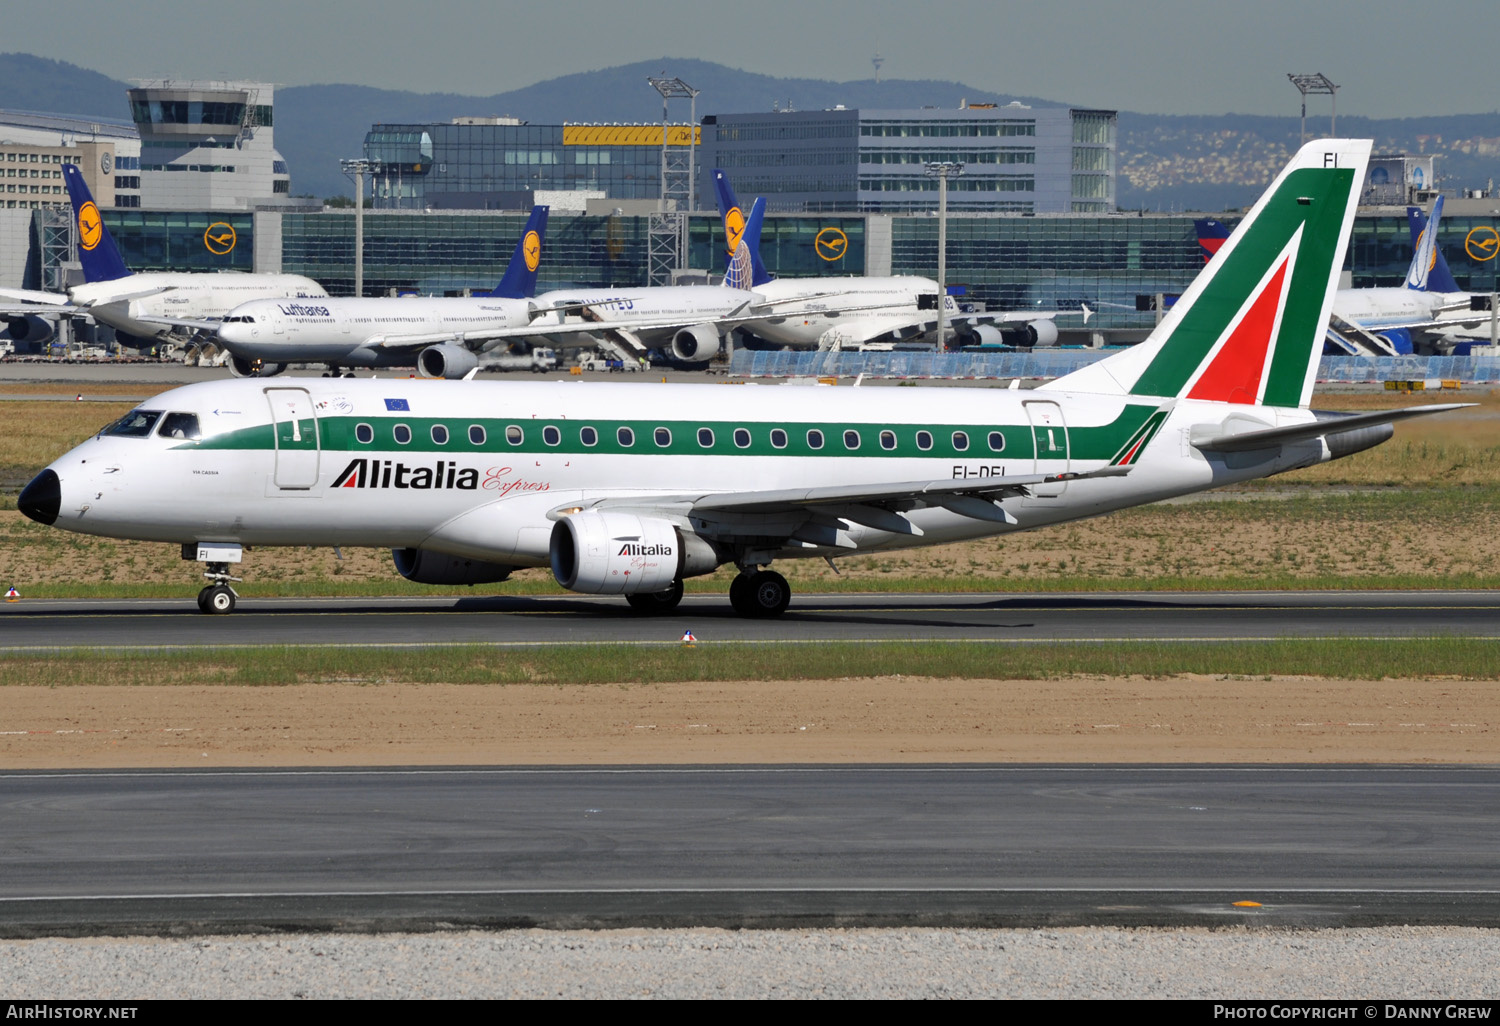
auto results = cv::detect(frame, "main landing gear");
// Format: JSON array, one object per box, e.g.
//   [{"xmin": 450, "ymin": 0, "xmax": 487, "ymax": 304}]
[
  {"xmin": 729, "ymin": 569, "xmax": 790, "ymax": 619},
  {"xmin": 625, "ymin": 579, "xmax": 684, "ymax": 613}
]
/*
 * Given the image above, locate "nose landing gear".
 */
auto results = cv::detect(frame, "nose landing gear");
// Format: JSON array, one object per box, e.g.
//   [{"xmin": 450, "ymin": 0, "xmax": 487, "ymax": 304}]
[{"xmin": 184, "ymin": 543, "xmax": 244, "ymax": 615}]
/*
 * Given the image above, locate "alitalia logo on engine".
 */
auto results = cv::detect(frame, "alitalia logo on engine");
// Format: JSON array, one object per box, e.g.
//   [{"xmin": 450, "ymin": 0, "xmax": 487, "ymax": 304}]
[
  {"xmin": 618, "ymin": 543, "xmax": 673, "ymax": 557},
  {"xmin": 333, "ymin": 458, "xmax": 479, "ymax": 490}
]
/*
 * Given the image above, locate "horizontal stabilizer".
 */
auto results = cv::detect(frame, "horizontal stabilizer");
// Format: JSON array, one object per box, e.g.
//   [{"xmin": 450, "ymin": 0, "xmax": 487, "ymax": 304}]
[{"xmin": 1192, "ymin": 403, "xmax": 1472, "ymax": 452}]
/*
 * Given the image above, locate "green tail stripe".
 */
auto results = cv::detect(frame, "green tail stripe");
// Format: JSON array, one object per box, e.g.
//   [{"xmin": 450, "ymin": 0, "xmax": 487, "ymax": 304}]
[{"xmin": 1129, "ymin": 167, "xmax": 1355, "ymax": 406}]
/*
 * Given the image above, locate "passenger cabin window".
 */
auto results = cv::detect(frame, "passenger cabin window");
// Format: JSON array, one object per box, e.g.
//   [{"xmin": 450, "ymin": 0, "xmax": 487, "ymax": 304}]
[
  {"xmin": 393, "ymin": 424, "xmax": 411, "ymax": 445},
  {"xmin": 468, "ymin": 425, "xmax": 486, "ymax": 446},
  {"xmin": 879, "ymin": 430, "xmax": 896, "ymax": 451},
  {"xmin": 103, "ymin": 410, "xmax": 161, "ymax": 437},
  {"xmin": 952, "ymin": 431, "xmax": 969, "ymax": 452},
  {"xmin": 697, "ymin": 427, "xmax": 714, "ymax": 448},
  {"xmin": 916, "ymin": 430, "xmax": 933, "ymax": 451},
  {"xmin": 156, "ymin": 412, "xmax": 201, "ymax": 440},
  {"xmin": 355, "ymin": 423, "xmax": 374, "ymax": 444},
  {"xmin": 733, "ymin": 428, "xmax": 751, "ymax": 449},
  {"xmin": 843, "ymin": 430, "xmax": 861, "ymax": 450},
  {"xmin": 506, "ymin": 425, "xmax": 523, "ymax": 445},
  {"xmin": 431, "ymin": 425, "xmax": 449, "ymax": 445},
  {"xmin": 543, "ymin": 426, "xmax": 561, "ymax": 446},
  {"xmin": 988, "ymin": 431, "xmax": 1006, "ymax": 452},
  {"xmin": 654, "ymin": 427, "xmax": 672, "ymax": 447},
  {"xmin": 807, "ymin": 429, "xmax": 824, "ymax": 450},
  {"xmin": 580, "ymin": 426, "xmax": 598, "ymax": 446},
  {"xmin": 617, "ymin": 426, "xmax": 635, "ymax": 447},
  {"xmin": 770, "ymin": 429, "xmax": 788, "ymax": 449}
]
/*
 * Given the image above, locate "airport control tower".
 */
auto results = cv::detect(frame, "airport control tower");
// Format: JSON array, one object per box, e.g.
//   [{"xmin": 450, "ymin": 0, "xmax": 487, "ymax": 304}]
[{"xmin": 128, "ymin": 80, "xmax": 292, "ymax": 210}]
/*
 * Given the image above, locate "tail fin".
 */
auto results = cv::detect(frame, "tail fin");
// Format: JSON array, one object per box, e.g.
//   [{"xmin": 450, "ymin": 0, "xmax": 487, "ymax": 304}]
[
  {"xmin": 1044, "ymin": 139, "xmax": 1371, "ymax": 409},
  {"xmin": 1405, "ymin": 197, "xmax": 1461, "ymax": 293},
  {"xmin": 490, "ymin": 206, "xmax": 548, "ymax": 299},
  {"xmin": 713, "ymin": 168, "xmax": 771, "ymax": 290},
  {"xmin": 1194, "ymin": 219, "xmax": 1231, "ymax": 263},
  {"xmin": 62, "ymin": 164, "xmax": 130, "ymax": 283}
]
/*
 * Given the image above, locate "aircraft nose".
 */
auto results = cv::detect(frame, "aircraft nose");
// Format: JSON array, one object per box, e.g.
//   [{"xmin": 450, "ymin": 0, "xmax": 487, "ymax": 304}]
[{"xmin": 18, "ymin": 469, "xmax": 60, "ymax": 526}]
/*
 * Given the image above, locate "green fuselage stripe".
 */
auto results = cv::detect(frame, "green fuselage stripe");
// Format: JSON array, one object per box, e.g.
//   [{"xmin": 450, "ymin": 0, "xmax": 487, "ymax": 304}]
[{"xmin": 185, "ymin": 405, "xmax": 1160, "ymax": 464}]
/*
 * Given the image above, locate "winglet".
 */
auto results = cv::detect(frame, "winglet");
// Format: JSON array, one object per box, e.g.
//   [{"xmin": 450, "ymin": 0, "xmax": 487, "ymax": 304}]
[
  {"xmin": 62, "ymin": 164, "xmax": 131, "ymax": 283},
  {"xmin": 491, "ymin": 205, "xmax": 549, "ymax": 299}
]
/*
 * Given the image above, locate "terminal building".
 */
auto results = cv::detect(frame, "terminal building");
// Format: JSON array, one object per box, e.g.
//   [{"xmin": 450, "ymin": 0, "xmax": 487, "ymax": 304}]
[
  {"xmin": 699, "ymin": 103, "xmax": 1116, "ymax": 214},
  {"xmin": 363, "ymin": 118, "xmax": 698, "ymax": 211}
]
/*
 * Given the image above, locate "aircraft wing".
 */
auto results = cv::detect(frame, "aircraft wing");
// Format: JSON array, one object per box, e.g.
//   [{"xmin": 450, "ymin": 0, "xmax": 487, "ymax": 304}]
[
  {"xmin": 134, "ymin": 314, "xmax": 222, "ymax": 334},
  {"xmin": 0, "ymin": 287, "xmax": 71, "ymax": 307},
  {"xmin": 1191, "ymin": 404, "xmax": 1472, "ymax": 453},
  {"xmin": 561, "ymin": 466, "xmax": 1130, "ymax": 542}
]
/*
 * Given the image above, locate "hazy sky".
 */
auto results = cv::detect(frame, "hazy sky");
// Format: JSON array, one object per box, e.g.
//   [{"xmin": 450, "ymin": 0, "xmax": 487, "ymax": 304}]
[{"xmin": 12, "ymin": 0, "xmax": 1498, "ymax": 117}]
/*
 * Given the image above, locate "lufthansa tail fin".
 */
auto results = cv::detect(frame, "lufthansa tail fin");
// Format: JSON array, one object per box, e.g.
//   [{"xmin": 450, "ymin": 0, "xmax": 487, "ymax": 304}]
[
  {"xmin": 62, "ymin": 164, "xmax": 131, "ymax": 283},
  {"xmin": 1044, "ymin": 139, "xmax": 1371, "ymax": 410},
  {"xmin": 490, "ymin": 205, "xmax": 548, "ymax": 299},
  {"xmin": 1405, "ymin": 197, "xmax": 1461, "ymax": 293},
  {"xmin": 1194, "ymin": 219, "xmax": 1231, "ymax": 264},
  {"xmin": 713, "ymin": 168, "xmax": 772, "ymax": 290}
]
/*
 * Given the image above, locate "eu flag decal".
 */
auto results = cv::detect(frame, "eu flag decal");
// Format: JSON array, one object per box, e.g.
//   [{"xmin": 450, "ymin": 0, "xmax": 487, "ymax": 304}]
[{"xmin": 384, "ymin": 398, "xmax": 410, "ymax": 411}]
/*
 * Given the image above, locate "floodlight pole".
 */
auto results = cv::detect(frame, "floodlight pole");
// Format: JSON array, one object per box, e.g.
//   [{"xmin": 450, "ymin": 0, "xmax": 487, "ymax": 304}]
[
  {"xmin": 926, "ymin": 162, "xmax": 964, "ymax": 349},
  {"xmin": 340, "ymin": 158, "xmax": 379, "ymax": 297},
  {"xmin": 1287, "ymin": 73, "xmax": 1339, "ymax": 145}
]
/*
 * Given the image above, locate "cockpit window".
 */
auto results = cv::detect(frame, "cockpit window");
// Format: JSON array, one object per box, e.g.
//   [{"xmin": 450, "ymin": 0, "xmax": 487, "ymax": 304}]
[
  {"xmin": 157, "ymin": 412, "xmax": 201, "ymax": 440},
  {"xmin": 102, "ymin": 410, "xmax": 162, "ymax": 437}
]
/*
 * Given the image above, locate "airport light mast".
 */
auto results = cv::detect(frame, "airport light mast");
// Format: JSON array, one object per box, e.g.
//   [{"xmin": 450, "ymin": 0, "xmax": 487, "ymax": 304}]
[
  {"xmin": 926, "ymin": 161, "xmax": 964, "ymax": 349},
  {"xmin": 647, "ymin": 76, "xmax": 700, "ymax": 286},
  {"xmin": 340, "ymin": 158, "xmax": 380, "ymax": 297},
  {"xmin": 1288, "ymin": 73, "xmax": 1338, "ymax": 145}
]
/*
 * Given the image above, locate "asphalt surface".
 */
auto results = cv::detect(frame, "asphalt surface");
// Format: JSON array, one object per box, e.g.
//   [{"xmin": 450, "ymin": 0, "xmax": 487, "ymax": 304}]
[
  {"xmin": 2, "ymin": 765, "xmax": 1498, "ymax": 936},
  {"xmin": 1, "ymin": 591, "xmax": 1496, "ymax": 649}
]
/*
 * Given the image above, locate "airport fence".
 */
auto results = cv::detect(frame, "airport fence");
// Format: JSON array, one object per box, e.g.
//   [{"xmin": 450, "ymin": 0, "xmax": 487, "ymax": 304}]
[{"xmin": 728, "ymin": 349, "xmax": 1500, "ymax": 384}]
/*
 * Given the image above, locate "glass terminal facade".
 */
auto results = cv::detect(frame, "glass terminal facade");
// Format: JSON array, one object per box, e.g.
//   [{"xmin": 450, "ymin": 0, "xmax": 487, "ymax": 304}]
[
  {"xmin": 363, "ymin": 122, "xmax": 698, "ymax": 209},
  {"xmin": 87, "ymin": 209, "xmax": 1500, "ymax": 332}
]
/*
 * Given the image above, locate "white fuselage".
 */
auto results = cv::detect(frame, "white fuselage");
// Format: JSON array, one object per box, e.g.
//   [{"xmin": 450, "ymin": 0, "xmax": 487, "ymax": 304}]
[
  {"xmin": 216, "ymin": 295, "xmax": 534, "ymax": 366},
  {"xmin": 1332, "ymin": 286, "xmax": 1467, "ymax": 330},
  {"xmin": 739, "ymin": 277, "xmax": 955, "ymax": 348},
  {"xmin": 71, "ymin": 273, "xmax": 327, "ymax": 341},
  {"xmin": 34, "ymin": 377, "xmax": 1330, "ymax": 570},
  {"xmin": 525, "ymin": 286, "xmax": 758, "ymax": 348}
]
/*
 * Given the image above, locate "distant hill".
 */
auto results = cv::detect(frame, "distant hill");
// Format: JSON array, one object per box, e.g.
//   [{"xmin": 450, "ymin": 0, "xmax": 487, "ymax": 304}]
[{"xmin": 4, "ymin": 52, "xmax": 1498, "ymax": 211}]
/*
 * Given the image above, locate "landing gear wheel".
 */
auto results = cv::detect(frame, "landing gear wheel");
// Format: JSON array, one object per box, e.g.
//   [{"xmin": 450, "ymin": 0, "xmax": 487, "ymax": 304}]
[
  {"xmin": 626, "ymin": 579, "xmax": 684, "ymax": 614},
  {"xmin": 730, "ymin": 570, "xmax": 790, "ymax": 618},
  {"xmin": 201, "ymin": 585, "xmax": 236, "ymax": 615}
]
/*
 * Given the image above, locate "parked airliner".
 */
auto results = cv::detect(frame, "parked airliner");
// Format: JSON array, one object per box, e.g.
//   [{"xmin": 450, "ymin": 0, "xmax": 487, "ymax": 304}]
[
  {"xmin": 712, "ymin": 169, "xmax": 1072, "ymax": 350},
  {"xmin": 0, "ymin": 165, "xmax": 325, "ymax": 350},
  {"xmin": 212, "ymin": 207, "xmax": 551, "ymax": 378},
  {"xmin": 18, "ymin": 140, "xmax": 1466, "ymax": 618}
]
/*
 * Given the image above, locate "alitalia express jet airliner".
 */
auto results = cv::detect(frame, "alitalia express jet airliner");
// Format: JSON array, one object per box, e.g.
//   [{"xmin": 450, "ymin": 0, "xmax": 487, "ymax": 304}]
[{"xmin": 17, "ymin": 139, "xmax": 1468, "ymax": 616}]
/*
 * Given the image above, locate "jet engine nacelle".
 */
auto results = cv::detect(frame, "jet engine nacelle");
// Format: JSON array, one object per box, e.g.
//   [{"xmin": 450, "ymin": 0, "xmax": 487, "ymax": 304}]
[
  {"xmin": 965, "ymin": 324, "xmax": 1006, "ymax": 347},
  {"xmin": 550, "ymin": 510, "xmax": 721, "ymax": 595},
  {"xmin": 227, "ymin": 355, "xmax": 285, "ymax": 378},
  {"xmin": 669, "ymin": 323, "xmax": 720, "ymax": 364},
  {"xmin": 418, "ymin": 343, "xmax": 479, "ymax": 379},
  {"xmin": 4, "ymin": 315, "xmax": 56, "ymax": 345},
  {"xmin": 392, "ymin": 548, "xmax": 516, "ymax": 586},
  {"xmin": 1008, "ymin": 319, "xmax": 1058, "ymax": 348},
  {"xmin": 1376, "ymin": 328, "xmax": 1414, "ymax": 356}
]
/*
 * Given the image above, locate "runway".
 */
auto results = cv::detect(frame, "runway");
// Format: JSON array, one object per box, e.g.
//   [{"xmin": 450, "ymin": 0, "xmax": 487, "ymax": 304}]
[
  {"xmin": 2, "ymin": 765, "xmax": 1498, "ymax": 936},
  {"xmin": 1, "ymin": 590, "xmax": 1496, "ymax": 649}
]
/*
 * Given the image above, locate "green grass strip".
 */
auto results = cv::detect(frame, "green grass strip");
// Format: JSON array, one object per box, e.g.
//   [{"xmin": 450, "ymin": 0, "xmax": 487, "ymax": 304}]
[{"xmin": 2, "ymin": 638, "xmax": 1496, "ymax": 687}]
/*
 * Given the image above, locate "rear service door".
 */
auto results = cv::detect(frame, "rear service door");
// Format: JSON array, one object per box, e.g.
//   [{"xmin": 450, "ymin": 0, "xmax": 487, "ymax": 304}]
[
  {"xmin": 1024, "ymin": 399, "xmax": 1070, "ymax": 500},
  {"xmin": 266, "ymin": 387, "xmax": 320, "ymax": 489}
]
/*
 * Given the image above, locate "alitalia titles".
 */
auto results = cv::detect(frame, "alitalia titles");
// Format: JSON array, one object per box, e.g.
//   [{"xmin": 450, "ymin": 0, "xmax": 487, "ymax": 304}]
[
  {"xmin": 618, "ymin": 542, "xmax": 673, "ymax": 557},
  {"xmin": 332, "ymin": 459, "xmax": 553, "ymax": 496}
]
